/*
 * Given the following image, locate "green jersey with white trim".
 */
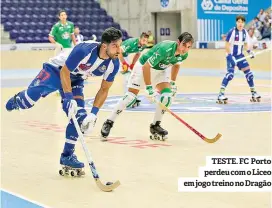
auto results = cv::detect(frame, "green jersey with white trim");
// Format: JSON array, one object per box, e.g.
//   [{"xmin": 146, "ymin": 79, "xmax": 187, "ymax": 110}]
[
  {"xmin": 49, "ymin": 21, "xmax": 74, "ymax": 48},
  {"xmin": 121, "ymin": 38, "xmax": 146, "ymax": 57},
  {"xmin": 139, "ymin": 40, "xmax": 188, "ymax": 70}
]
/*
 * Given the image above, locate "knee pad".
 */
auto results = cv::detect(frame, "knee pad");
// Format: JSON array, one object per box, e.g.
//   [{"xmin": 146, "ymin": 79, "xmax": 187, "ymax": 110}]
[
  {"xmin": 225, "ymin": 71, "xmax": 234, "ymax": 81},
  {"xmin": 72, "ymin": 84, "xmax": 84, "ymax": 97},
  {"xmin": 124, "ymin": 91, "xmax": 137, "ymax": 108},
  {"xmin": 160, "ymin": 88, "xmax": 172, "ymax": 107},
  {"xmin": 244, "ymin": 70, "xmax": 254, "ymax": 82}
]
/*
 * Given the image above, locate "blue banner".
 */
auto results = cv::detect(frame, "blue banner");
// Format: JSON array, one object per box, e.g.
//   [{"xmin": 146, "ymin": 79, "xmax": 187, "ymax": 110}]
[{"xmin": 197, "ymin": 0, "xmax": 271, "ymax": 41}]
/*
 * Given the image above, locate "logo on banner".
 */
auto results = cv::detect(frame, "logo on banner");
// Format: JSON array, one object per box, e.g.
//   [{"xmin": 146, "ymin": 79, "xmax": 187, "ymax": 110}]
[
  {"xmin": 201, "ymin": 0, "xmax": 214, "ymax": 11},
  {"xmin": 200, "ymin": 0, "xmax": 248, "ymax": 15},
  {"xmin": 160, "ymin": 0, "xmax": 169, "ymax": 8}
]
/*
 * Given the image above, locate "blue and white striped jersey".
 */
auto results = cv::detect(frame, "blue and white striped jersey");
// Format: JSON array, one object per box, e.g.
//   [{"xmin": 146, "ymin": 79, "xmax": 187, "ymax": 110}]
[
  {"xmin": 226, "ymin": 27, "xmax": 250, "ymax": 56},
  {"xmin": 48, "ymin": 41, "xmax": 120, "ymax": 82}
]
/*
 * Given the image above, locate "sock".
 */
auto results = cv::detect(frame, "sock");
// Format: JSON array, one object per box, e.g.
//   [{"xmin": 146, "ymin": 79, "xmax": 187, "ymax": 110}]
[
  {"xmin": 108, "ymin": 92, "xmax": 136, "ymax": 122},
  {"xmin": 244, "ymin": 69, "xmax": 255, "ymax": 89},
  {"xmin": 62, "ymin": 108, "xmax": 87, "ymax": 156},
  {"xmin": 16, "ymin": 90, "xmax": 36, "ymax": 109}
]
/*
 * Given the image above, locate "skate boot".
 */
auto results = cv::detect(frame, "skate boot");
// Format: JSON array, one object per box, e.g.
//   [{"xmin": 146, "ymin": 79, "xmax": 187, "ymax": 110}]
[
  {"xmin": 100, "ymin": 119, "xmax": 114, "ymax": 142},
  {"xmin": 6, "ymin": 94, "xmax": 20, "ymax": 111},
  {"xmin": 131, "ymin": 99, "xmax": 141, "ymax": 108},
  {"xmin": 59, "ymin": 153, "xmax": 85, "ymax": 177},
  {"xmin": 216, "ymin": 94, "xmax": 228, "ymax": 104},
  {"xmin": 150, "ymin": 121, "xmax": 168, "ymax": 141},
  {"xmin": 250, "ymin": 91, "xmax": 261, "ymax": 102}
]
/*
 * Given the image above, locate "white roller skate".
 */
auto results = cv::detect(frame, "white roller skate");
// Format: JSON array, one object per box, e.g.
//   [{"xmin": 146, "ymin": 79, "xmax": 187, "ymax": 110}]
[
  {"xmin": 150, "ymin": 121, "xmax": 168, "ymax": 141},
  {"xmin": 216, "ymin": 94, "xmax": 228, "ymax": 104},
  {"xmin": 59, "ymin": 154, "xmax": 85, "ymax": 177},
  {"xmin": 250, "ymin": 91, "xmax": 261, "ymax": 102},
  {"xmin": 100, "ymin": 119, "xmax": 114, "ymax": 142}
]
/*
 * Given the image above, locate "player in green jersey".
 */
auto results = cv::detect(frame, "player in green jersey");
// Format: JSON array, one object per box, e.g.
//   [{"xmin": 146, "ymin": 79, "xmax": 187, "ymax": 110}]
[
  {"xmin": 48, "ymin": 10, "xmax": 76, "ymax": 55},
  {"xmin": 119, "ymin": 33, "xmax": 149, "ymax": 108},
  {"xmin": 101, "ymin": 32, "xmax": 194, "ymax": 141}
]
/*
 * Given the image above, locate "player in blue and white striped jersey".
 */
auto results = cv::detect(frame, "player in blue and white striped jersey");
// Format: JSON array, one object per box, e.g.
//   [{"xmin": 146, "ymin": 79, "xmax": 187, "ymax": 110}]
[
  {"xmin": 6, "ymin": 27, "xmax": 123, "ymax": 174},
  {"xmin": 217, "ymin": 15, "xmax": 261, "ymax": 104}
]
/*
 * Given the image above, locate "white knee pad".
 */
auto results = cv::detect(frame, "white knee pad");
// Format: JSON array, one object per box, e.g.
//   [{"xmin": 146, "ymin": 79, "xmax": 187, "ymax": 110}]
[{"xmin": 124, "ymin": 92, "xmax": 137, "ymax": 108}]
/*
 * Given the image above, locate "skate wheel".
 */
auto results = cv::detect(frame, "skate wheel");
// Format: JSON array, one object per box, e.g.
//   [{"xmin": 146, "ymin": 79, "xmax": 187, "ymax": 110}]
[
  {"xmin": 100, "ymin": 136, "xmax": 108, "ymax": 142},
  {"xmin": 223, "ymin": 101, "xmax": 228, "ymax": 104},
  {"xmin": 59, "ymin": 169, "xmax": 64, "ymax": 176},
  {"xmin": 70, "ymin": 170, "xmax": 75, "ymax": 177},
  {"xmin": 257, "ymin": 98, "xmax": 261, "ymax": 102},
  {"xmin": 150, "ymin": 135, "xmax": 154, "ymax": 140}
]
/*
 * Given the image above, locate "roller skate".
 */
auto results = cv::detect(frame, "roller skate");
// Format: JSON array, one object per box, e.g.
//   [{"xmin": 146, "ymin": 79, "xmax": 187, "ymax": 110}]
[
  {"xmin": 216, "ymin": 94, "xmax": 228, "ymax": 104},
  {"xmin": 131, "ymin": 99, "xmax": 141, "ymax": 108},
  {"xmin": 100, "ymin": 119, "xmax": 114, "ymax": 142},
  {"xmin": 59, "ymin": 153, "xmax": 85, "ymax": 177},
  {"xmin": 150, "ymin": 121, "xmax": 168, "ymax": 141},
  {"xmin": 250, "ymin": 91, "xmax": 261, "ymax": 102},
  {"xmin": 6, "ymin": 94, "xmax": 20, "ymax": 111}
]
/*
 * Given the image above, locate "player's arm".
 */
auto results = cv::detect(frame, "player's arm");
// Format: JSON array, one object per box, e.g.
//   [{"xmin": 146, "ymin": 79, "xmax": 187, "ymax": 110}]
[
  {"xmin": 244, "ymin": 30, "xmax": 255, "ymax": 58},
  {"xmin": 92, "ymin": 60, "xmax": 119, "ymax": 112},
  {"xmin": 92, "ymin": 80, "xmax": 113, "ymax": 108},
  {"xmin": 225, "ymin": 29, "xmax": 236, "ymax": 64},
  {"xmin": 142, "ymin": 62, "xmax": 152, "ymax": 85},
  {"xmin": 171, "ymin": 64, "xmax": 180, "ymax": 81},
  {"xmin": 70, "ymin": 23, "xmax": 77, "ymax": 46},
  {"xmin": 48, "ymin": 25, "xmax": 57, "ymax": 44},
  {"xmin": 71, "ymin": 34, "xmax": 77, "ymax": 46},
  {"xmin": 130, "ymin": 52, "xmax": 141, "ymax": 70},
  {"xmin": 118, "ymin": 48, "xmax": 126, "ymax": 63}
]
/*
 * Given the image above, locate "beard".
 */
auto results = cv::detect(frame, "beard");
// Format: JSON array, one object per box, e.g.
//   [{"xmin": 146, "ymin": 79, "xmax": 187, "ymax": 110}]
[{"xmin": 106, "ymin": 48, "xmax": 119, "ymax": 59}]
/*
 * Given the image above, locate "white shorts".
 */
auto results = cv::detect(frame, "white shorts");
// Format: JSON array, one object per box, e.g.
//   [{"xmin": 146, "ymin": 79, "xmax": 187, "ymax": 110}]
[{"xmin": 127, "ymin": 61, "xmax": 170, "ymax": 90}]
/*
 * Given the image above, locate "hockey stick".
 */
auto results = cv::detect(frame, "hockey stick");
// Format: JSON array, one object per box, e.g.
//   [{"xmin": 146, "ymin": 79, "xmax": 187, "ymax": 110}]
[
  {"xmin": 234, "ymin": 48, "xmax": 271, "ymax": 63},
  {"xmin": 71, "ymin": 114, "xmax": 121, "ymax": 192},
  {"xmin": 154, "ymin": 100, "xmax": 221, "ymax": 143}
]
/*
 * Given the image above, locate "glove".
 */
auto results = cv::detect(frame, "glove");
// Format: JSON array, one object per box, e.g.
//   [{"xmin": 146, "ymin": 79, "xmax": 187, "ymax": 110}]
[
  {"xmin": 170, "ymin": 80, "xmax": 177, "ymax": 97},
  {"xmin": 247, "ymin": 50, "xmax": 255, "ymax": 59},
  {"xmin": 226, "ymin": 54, "xmax": 236, "ymax": 67},
  {"xmin": 81, "ymin": 113, "xmax": 97, "ymax": 135},
  {"xmin": 145, "ymin": 85, "xmax": 156, "ymax": 102},
  {"xmin": 122, "ymin": 61, "xmax": 129, "ymax": 73},
  {"xmin": 129, "ymin": 63, "xmax": 135, "ymax": 70},
  {"xmin": 62, "ymin": 92, "xmax": 77, "ymax": 119}
]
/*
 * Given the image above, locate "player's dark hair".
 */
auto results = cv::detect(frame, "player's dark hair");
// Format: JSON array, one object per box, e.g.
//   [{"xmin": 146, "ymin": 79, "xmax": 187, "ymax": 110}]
[
  {"xmin": 58, "ymin": 10, "xmax": 66, "ymax": 16},
  {"xmin": 178, "ymin": 32, "xmax": 194, "ymax": 44},
  {"xmin": 101, "ymin": 27, "xmax": 123, "ymax": 44},
  {"xmin": 140, "ymin": 32, "xmax": 149, "ymax": 38},
  {"xmin": 236, "ymin": 15, "xmax": 246, "ymax": 22}
]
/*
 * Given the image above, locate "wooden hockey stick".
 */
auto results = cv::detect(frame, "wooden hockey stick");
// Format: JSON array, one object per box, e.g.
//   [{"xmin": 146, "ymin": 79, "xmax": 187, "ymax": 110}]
[
  {"xmin": 235, "ymin": 48, "xmax": 271, "ymax": 63},
  {"xmin": 71, "ymin": 114, "xmax": 121, "ymax": 192},
  {"xmin": 155, "ymin": 100, "xmax": 222, "ymax": 143}
]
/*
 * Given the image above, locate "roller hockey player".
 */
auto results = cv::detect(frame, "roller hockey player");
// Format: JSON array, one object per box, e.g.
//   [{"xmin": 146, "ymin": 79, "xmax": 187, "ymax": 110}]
[
  {"xmin": 101, "ymin": 32, "xmax": 194, "ymax": 141},
  {"xmin": 119, "ymin": 32, "xmax": 149, "ymax": 107},
  {"xmin": 6, "ymin": 27, "xmax": 123, "ymax": 176},
  {"xmin": 217, "ymin": 15, "xmax": 261, "ymax": 104}
]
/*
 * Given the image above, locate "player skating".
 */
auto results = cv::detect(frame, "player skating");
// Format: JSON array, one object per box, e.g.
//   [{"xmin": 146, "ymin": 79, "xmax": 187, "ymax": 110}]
[
  {"xmin": 217, "ymin": 15, "xmax": 261, "ymax": 104},
  {"xmin": 6, "ymin": 27, "xmax": 123, "ymax": 176},
  {"xmin": 101, "ymin": 32, "xmax": 194, "ymax": 141},
  {"xmin": 119, "ymin": 32, "xmax": 149, "ymax": 107}
]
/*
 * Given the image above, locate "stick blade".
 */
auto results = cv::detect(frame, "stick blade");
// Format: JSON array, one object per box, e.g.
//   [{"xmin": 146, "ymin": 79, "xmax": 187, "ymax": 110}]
[
  {"xmin": 95, "ymin": 179, "xmax": 121, "ymax": 192},
  {"xmin": 203, "ymin": 133, "xmax": 222, "ymax": 143}
]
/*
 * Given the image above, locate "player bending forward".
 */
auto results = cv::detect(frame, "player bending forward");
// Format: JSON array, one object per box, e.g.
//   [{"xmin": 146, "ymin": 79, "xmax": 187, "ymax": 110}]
[
  {"xmin": 100, "ymin": 32, "xmax": 194, "ymax": 141},
  {"xmin": 6, "ymin": 27, "xmax": 123, "ymax": 176},
  {"xmin": 119, "ymin": 32, "xmax": 149, "ymax": 107},
  {"xmin": 217, "ymin": 15, "xmax": 261, "ymax": 104}
]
